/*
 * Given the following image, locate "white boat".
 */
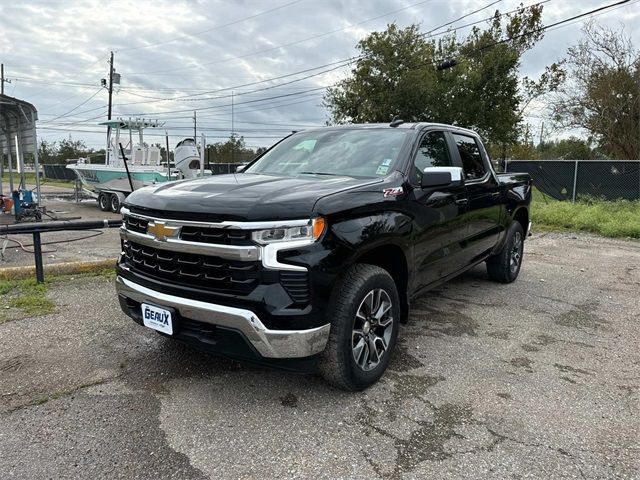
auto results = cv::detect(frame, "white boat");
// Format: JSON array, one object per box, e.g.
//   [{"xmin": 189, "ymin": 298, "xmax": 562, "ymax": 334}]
[{"xmin": 67, "ymin": 118, "xmax": 206, "ymax": 211}]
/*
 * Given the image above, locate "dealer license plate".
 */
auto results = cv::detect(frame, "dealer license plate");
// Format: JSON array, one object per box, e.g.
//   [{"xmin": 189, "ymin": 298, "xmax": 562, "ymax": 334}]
[{"xmin": 141, "ymin": 303, "xmax": 173, "ymax": 335}]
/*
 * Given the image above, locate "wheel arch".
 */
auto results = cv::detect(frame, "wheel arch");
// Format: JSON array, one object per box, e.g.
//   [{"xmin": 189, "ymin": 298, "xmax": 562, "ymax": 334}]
[
  {"xmin": 353, "ymin": 243, "xmax": 410, "ymax": 323},
  {"xmin": 512, "ymin": 207, "xmax": 529, "ymax": 236}
]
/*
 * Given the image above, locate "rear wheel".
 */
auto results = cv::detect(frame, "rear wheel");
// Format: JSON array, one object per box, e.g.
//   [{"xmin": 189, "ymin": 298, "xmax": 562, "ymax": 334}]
[
  {"xmin": 98, "ymin": 192, "xmax": 110, "ymax": 211},
  {"xmin": 486, "ymin": 222, "xmax": 525, "ymax": 283},
  {"xmin": 319, "ymin": 264, "xmax": 400, "ymax": 391},
  {"xmin": 110, "ymin": 193, "xmax": 122, "ymax": 213}
]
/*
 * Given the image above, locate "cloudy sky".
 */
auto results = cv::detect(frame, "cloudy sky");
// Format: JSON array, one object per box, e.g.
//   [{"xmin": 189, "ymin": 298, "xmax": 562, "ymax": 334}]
[{"xmin": 1, "ymin": 0, "xmax": 638, "ymax": 151}]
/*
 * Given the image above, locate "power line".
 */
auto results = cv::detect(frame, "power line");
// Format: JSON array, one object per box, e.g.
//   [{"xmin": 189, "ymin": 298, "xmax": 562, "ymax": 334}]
[
  {"xmin": 475, "ymin": 0, "xmax": 632, "ymax": 54},
  {"xmin": 113, "ymin": 62, "xmax": 350, "ymax": 108},
  {"xmin": 116, "ymin": 0, "xmax": 308, "ymax": 53},
  {"xmin": 36, "ymin": 126, "xmax": 285, "ymax": 139},
  {"xmin": 423, "ymin": 0, "xmax": 504, "ymax": 36},
  {"xmin": 126, "ymin": 0, "xmax": 436, "ymax": 76},
  {"xmin": 40, "ymin": 88, "xmax": 104, "ymax": 124},
  {"xmin": 419, "ymin": 0, "xmax": 551, "ymax": 41},
  {"xmin": 119, "ymin": 57, "xmax": 356, "ymax": 103},
  {"xmin": 93, "ymin": 0, "xmax": 551, "ymax": 118}
]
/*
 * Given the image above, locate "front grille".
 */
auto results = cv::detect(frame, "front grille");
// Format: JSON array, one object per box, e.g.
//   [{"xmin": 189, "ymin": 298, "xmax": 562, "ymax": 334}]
[
  {"xmin": 124, "ymin": 216, "xmax": 148, "ymax": 234},
  {"xmin": 180, "ymin": 226, "xmax": 252, "ymax": 245},
  {"xmin": 123, "ymin": 241, "xmax": 260, "ymax": 295},
  {"xmin": 280, "ymin": 271, "xmax": 310, "ymax": 305},
  {"xmin": 123, "ymin": 214, "xmax": 252, "ymax": 246}
]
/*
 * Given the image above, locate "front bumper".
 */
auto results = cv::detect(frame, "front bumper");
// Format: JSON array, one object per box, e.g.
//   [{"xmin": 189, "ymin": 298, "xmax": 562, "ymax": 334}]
[{"xmin": 116, "ymin": 275, "xmax": 330, "ymax": 359}]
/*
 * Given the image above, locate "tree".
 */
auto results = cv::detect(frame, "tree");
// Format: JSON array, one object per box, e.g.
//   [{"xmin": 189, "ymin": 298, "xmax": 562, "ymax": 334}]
[
  {"xmin": 325, "ymin": 4, "xmax": 561, "ymax": 148},
  {"xmin": 537, "ymin": 137, "xmax": 601, "ymax": 160},
  {"xmin": 56, "ymin": 137, "xmax": 88, "ymax": 162},
  {"xmin": 552, "ymin": 22, "xmax": 640, "ymax": 159},
  {"xmin": 206, "ymin": 135, "xmax": 258, "ymax": 163},
  {"xmin": 37, "ymin": 140, "xmax": 59, "ymax": 165}
]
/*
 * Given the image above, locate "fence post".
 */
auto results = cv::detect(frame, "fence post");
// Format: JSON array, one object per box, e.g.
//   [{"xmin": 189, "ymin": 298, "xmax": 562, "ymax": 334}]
[
  {"xmin": 572, "ymin": 160, "xmax": 579, "ymax": 203},
  {"xmin": 32, "ymin": 232, "xmax": 44, "ymax": 283}
]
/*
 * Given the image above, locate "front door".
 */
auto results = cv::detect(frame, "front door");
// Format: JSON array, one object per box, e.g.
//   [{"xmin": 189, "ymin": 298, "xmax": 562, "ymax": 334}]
[{"xmin": 409, "ymin": 130, "xmax": 469, "ymax": 290}]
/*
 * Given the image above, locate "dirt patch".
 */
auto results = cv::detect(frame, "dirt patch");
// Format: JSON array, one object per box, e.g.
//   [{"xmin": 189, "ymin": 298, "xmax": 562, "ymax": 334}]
[
  {"xmin": 555, "ymin": 302, "xmax": 608, "ymax": 331},
  {"xmin": 280, "ymin": 392, "xmax": 298, "ymax": 408},
  {"xmin": 411, "ymin": 304, "xmax": 478, "ymax": 337},
  {"xmin": 510, "ymin": 357, "xmax": 534, "ymax": 372}
]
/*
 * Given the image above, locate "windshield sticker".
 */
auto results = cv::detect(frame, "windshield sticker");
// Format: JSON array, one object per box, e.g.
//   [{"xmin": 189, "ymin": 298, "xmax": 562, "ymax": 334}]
[
  {"xmin": 376, "ymin": 165, "xmax": 390, "ymax": 175},
  {"xmin": 382, "ymin": 158, "xmax": 392, "ymax": 166},
  {"xmin": 383, "ymin": 186, "xmax": 404, "ymax": 197}
]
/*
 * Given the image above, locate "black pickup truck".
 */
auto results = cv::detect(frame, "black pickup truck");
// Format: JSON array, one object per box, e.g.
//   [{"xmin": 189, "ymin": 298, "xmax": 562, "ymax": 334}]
[{"xmin": 116, "ymin": 122, "xmax": 531, "ymax": 390}]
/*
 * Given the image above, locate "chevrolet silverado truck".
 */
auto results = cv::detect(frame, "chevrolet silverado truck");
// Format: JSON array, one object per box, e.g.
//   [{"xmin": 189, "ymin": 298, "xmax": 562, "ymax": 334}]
[{"xmin": 116, "ymin": 122, "xmax": 532, "ymax": 390}]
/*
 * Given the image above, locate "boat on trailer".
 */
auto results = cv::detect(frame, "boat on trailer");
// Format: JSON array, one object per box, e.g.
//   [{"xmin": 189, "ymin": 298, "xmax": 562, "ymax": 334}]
[{"xmin": 67, "ymin": 118, "xmax": 205, "ymax": 212}]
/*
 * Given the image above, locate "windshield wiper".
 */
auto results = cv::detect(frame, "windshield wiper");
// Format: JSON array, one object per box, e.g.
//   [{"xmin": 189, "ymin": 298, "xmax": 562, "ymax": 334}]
[{"xmin": 298, "ymin": 171, "xmax": 339, "ymax": 176}]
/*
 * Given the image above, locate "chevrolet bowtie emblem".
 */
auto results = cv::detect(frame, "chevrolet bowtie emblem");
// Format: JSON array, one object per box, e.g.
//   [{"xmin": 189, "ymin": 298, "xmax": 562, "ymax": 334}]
[{"xmin": 147, "ymin": 221, "xmax": 179, "ymax": 241}]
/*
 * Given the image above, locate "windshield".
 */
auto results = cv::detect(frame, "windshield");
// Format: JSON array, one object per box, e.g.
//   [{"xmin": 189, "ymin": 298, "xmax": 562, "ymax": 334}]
[{"xmin": 245, "ymin": 128, "xmax": 409, "ymax": 178}]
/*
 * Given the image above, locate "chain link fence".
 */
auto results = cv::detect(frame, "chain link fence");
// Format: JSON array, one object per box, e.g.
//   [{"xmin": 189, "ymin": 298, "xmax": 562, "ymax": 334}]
[{"xmin": 505, "ymin": 160, "xmax": 640, "ymax": 201}]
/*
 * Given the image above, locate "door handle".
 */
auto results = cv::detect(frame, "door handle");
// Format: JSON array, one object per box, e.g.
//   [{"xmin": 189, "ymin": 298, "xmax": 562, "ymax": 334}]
[
  {"xmin": 491, "ymin": 192, "xmax": 501, "ymax": 198},
  {"xmin": 455, "ymin": 198, "xmax": 468, "ymax": 205}
]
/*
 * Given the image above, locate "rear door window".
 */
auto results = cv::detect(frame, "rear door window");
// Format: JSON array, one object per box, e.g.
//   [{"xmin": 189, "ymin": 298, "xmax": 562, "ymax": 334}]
[{"xmin": 452, "ymin": 134, "xmax": 487, "ymax": 181}]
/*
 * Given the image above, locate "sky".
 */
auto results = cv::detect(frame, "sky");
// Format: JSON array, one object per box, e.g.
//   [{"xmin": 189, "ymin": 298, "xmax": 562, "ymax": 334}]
[{"xmin": 0, "ymin": 0, "xmax": 638, "ymax": 152}]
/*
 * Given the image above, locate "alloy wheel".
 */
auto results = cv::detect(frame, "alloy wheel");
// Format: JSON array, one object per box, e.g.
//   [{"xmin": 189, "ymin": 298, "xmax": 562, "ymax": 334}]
[
  {"xmin": 510, "ymin": 231, "xmax": 523, "ymax": 274},
  {"xmin": 352, "ymin": 288, "xmax": 394, "ymax": 372}
]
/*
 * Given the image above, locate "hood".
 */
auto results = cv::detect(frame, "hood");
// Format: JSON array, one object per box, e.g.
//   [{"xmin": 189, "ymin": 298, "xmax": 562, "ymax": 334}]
[{"xmin": 124, "ymin": 173, "xmax": 383, "ymax": 221}]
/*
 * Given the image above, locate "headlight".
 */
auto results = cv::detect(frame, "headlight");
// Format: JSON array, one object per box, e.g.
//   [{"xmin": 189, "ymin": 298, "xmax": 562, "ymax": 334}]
[{"xmin": 252, "ymin": 217, "xmax": 325, "ymax": 244}]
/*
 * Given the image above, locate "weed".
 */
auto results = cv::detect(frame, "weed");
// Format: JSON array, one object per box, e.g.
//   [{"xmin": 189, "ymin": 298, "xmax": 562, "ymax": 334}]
[{"xmin": 532, "ymin": 190, "xmax": 640, "ymax": 239}]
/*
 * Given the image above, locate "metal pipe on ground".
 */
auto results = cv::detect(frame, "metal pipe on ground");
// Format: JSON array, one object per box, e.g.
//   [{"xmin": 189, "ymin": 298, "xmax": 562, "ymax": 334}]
[{"xmin": 0, "ymin": 219, "xmax": 122, "ymax": 283}]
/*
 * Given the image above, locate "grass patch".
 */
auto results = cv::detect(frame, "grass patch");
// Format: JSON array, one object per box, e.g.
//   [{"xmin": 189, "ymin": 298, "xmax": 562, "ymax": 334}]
[
  {"xmin": 532, "ymin": 190, "xmax": 640, "ymax": 239},
  {"xmin": 0, "ymin": 268, "xmax": 114, "ymax": 324},
  {"xmin": 1, "ymin": 278, "xmax": 55, "ymax": 322},
  {"xmin": 31, "ymin": 378, "xmax": 108, "ymax": 407},
  {"xmin": 2, "ymin": 172, "xmax": 75, "ymax": 190}
]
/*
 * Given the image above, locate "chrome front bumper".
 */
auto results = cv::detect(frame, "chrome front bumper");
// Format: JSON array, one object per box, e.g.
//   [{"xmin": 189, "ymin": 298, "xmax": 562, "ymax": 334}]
[{"xmin": 116, "ymin": 276, "xmax": 330, "ymax": 359}]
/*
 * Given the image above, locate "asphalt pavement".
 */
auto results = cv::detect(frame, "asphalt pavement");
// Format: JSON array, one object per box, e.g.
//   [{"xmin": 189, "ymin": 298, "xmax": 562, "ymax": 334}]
[{"xmin": 0, "ymin": 232, "xmax": 638, "ymax": 479}]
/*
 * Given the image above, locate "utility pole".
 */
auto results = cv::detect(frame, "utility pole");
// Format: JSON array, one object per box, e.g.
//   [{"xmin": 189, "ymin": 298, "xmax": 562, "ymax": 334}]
[
  {"xmin": 231, "ymin": 91, "xmax": 235, "ymax": 137},
  {"xmin": 102, "ymin": 52, "xmax": 116, "ymax": 165},
  {"xmin": 0, "ymin": 64, "xmax": 11, "ymax": 96},
  {"xmin": 107, "ymin": 51, "xmax": 114, "ymax": 121},
  {"xmin": 539, "ymin": 122, "xmax": 545, "ymax": 146},
  {"xmin": 193, "ymin": 111, "xmax": 197, "ymax": 141}
]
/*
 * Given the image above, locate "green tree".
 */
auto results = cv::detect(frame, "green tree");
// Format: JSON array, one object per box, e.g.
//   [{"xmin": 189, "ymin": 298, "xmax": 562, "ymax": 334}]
[
  {"xmin": 37, "ymin": 140, "xmax": 59, "ymax": 165},
  {"xmin": 55, "ymin": 137, "xmax": 88, "ymax": 162},
  {"xmin": 206, "ymin": 135, "xmax": 258, "ymax": 163},
  {"xmin": 537, "ymin": 137, "xmax": 601, "ymax": 160},
  {"xmin": 552, "ymin": 22, "xmax": 640, "ymax": 159},
  {"xmin": 325, "ymin": 4, "xmax": 560, "ymax": 149}
]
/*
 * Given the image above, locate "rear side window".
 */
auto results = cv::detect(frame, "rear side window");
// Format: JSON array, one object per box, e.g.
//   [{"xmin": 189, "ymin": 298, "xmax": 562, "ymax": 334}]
[
  {"xmin": 453, "ymin": 134, "xmax": 486, "ymax": 180},
  {"xmin": 411, "ymin": 131, "xmax": 452, "ymax": 183}
]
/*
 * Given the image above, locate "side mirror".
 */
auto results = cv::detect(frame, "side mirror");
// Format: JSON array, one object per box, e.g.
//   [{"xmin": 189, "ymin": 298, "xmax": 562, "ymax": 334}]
[
  {"xmin": 236, "ymin": 164, "xmax": 245, "ymax": 173},
  {"xmin": 421, "ymin": 166, "xmax": 464, "ymax": 189}
]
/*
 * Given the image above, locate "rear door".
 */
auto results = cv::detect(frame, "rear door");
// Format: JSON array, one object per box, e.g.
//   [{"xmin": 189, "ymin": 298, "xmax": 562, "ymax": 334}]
[
  {"xmin": 449, "ymin": 132, "xmax": 503, "ymax": 263},
  {"xmin": 409, "ymin": 130, "xmax": 469, "ymax": 290}
]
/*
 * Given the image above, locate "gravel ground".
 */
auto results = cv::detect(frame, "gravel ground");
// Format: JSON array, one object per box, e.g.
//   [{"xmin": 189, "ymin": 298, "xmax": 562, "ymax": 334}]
[{"xmin": 0, "ymin": 232, "xmax": 638, "ymax": 479}]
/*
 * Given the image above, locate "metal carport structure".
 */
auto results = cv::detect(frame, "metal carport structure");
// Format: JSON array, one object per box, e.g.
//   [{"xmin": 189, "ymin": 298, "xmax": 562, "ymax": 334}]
[{"xmin": 0, "ymin": 93, "xmax": 40, "ymax": 201}]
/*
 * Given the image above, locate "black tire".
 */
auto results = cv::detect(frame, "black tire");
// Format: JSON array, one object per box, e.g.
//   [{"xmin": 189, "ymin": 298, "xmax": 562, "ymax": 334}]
[
  {"xmin": 319, "ymin": 264, "xmax": 400, "ymax": 391},
  {"xmin": 486, "ymin": 221, "xmax": 525, "ymax": 283},
  {"xmin": 110, "ymin": 193, "xmax": 121, "ymax": 213},
  {"xmin": 98, "ymin": 192, "xmax": 110, "ymax": 212}
]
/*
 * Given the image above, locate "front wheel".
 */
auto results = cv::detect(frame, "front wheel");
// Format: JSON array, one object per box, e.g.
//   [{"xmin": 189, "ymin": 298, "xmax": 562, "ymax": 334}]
[
  {"xmin": 319, "ymin": 264, "xmax": 400, "ymax": 391},
  {"xmin": 486, "ymin": 221, "xmax": 525, "ymax": 283}
]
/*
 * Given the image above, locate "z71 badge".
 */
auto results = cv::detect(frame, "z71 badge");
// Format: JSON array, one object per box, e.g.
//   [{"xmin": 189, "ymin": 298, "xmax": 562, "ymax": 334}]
[{"xmin": 383, "ymin": 186, "xmax": 404, "ymax": 198}]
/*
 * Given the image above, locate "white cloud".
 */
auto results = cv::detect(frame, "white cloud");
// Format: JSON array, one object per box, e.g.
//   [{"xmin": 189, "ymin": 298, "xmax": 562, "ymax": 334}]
[{"xmin": 0, "ymin": 0, "xmax": 636, "ymax": 149}]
